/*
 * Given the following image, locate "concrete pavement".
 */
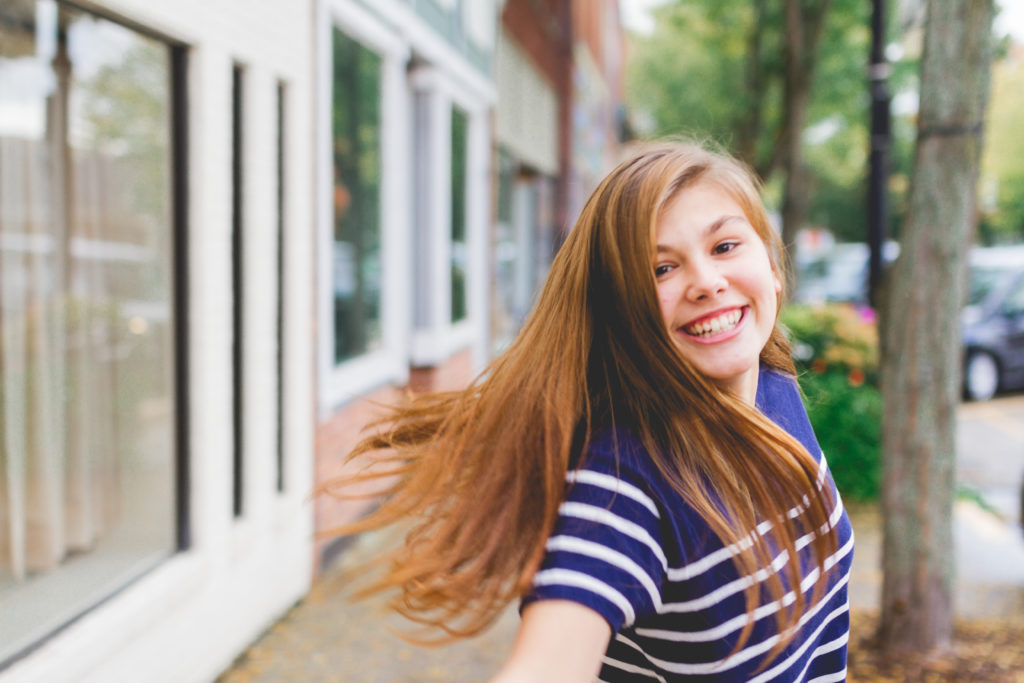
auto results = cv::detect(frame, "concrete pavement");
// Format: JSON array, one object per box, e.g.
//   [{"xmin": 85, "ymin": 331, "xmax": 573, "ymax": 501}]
[
  {"xmin": 953, "ymin": 393, "xmax": 1024, "ymax": 621},
  {"xmin": 848, "ymin": 393, "xmax": 1024, "ymax": 621},
  {"xmin": 215, "ymin": 526, "xmax": 521, "ymax": 682},
  {"xmin": 957, "ymin": 394, "xmax": 1024, "ymax": 524},
  {"xmin": 217, "ymin": 395, "xmax": 1024, "ymax": 682}
]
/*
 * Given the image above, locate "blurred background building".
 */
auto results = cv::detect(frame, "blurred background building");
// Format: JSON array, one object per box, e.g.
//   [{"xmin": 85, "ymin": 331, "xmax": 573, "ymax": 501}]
[{"xmin": 0, "ymin": 0, "xmax": 627, "ymax": 681}]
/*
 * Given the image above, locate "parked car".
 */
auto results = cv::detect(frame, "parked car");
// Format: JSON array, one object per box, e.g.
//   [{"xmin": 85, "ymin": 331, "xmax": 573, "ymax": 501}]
[
  {"xmin": 794, "ymin": 241, "xmax": 899, "ymax": 304},
  {"xmin": 962, "ymin": 246, "xmax": 1024, "ymax": 401}
]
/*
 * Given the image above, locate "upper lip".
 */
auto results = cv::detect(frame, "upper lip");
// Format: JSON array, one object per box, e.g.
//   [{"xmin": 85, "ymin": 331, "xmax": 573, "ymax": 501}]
[{"xmin": 681, "ymin": 306, "xmax": 745, "ymax": 329}]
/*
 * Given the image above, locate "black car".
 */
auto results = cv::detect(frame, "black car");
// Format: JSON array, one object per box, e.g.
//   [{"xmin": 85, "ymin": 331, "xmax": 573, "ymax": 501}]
[{"xmin": 962, "ymin": 247, "xmax": 1024, "ymax": 401}]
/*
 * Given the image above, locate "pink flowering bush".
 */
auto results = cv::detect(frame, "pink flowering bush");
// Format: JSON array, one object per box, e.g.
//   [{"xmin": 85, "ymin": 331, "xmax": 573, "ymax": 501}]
[{"xmin": 781, "ymin": 303, "xmax": 881, "ymax": 502}]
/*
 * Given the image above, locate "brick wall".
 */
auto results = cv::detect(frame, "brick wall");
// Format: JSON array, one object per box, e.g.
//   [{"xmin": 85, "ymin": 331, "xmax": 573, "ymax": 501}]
[
  {"xmin": 313, "ymin": 347, "xmax": 477, "ymax": 573},
  {"xmin": 501, "ymin": 0, "xmax": 568, "ymax": 85},
  {"xmin": 408, "ymin": 347, "xmax": 477, "ymax": 394}
]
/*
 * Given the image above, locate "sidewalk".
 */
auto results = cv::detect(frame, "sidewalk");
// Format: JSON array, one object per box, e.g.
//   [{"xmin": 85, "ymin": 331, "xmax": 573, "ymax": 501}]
[
  {"xmin": 846, "ymin": 502, "xmax": 1024, "ymax": 620},
  {"xmin": 217, "ymin": 501, "xmax": 1024, "ymax": 682},
  {"xmin": 216, "ymin": 526, "xmax": 521, "ymax": 682}
]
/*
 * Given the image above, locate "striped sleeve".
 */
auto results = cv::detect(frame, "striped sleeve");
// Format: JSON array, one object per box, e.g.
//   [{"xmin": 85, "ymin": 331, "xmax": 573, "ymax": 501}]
[{"xmin": 524, "ymin": 447, "xmax": 667, "ymax": 632}]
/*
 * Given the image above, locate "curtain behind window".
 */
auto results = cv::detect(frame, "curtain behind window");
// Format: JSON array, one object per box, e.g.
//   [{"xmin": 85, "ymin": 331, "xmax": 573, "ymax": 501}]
[{"xmin": 0, "ymin": 1, "xmax": 176, "ymax": 663}]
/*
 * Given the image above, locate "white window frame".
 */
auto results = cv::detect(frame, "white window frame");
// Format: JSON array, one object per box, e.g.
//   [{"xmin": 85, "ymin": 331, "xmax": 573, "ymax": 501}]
[
  {"xmin": 316, "ymin": 0, "xmax": 412, "ymax": 416},
  {"xmin": 407, "ymin": 66, "xmax": 491, "ymax": 368}
]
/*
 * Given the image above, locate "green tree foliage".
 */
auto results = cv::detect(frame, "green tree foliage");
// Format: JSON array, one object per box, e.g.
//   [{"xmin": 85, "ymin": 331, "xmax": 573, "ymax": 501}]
[
  {"xmin": 78, "ymin": 38, "xmax": 170, "ymax": 242},
  {"xmin": 978, "ymin": 46, "xmax": 1024, "ymax": 244},
  {"xmin": 626, "ymin": 0, "xmax": 875, "ymax": 243},
  {"xmin": 627, "ymin": 1, "xmax": 767, "ymax": 154}
]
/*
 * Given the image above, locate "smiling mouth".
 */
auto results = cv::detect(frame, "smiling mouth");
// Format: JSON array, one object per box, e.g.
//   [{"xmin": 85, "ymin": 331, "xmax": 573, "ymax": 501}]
[{"xmin": 683, "ymin": 308, "xmax": 744, "ymax": 338}]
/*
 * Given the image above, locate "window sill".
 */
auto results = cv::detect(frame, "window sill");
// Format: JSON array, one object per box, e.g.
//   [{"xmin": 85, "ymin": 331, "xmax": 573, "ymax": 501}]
[
  {"xmin": 410, "ymin": 320, "xmax": 476, "ymax": 368},
  {"xmin": 320, "ymin": 348, "xmax": 408, "ymax": 419}
]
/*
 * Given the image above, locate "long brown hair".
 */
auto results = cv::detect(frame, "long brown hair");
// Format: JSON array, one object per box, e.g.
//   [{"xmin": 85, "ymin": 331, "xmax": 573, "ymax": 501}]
[{"xmin": 323, "ymin": 141, "xmax": 840, "ymax": 660}]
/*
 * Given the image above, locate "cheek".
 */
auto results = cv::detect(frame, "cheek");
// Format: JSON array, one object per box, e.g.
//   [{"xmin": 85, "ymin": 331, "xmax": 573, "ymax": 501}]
[
  {"xmin": 741, "ymin": 263, "xmax": 780, "ymax": 310},
  {"xmin": 656, "ymin": 285, "xmax": 676, "ymax": 325},
  {"xmin": 762, "ymin": 272, "xmax": 781, "ymax": 319}
]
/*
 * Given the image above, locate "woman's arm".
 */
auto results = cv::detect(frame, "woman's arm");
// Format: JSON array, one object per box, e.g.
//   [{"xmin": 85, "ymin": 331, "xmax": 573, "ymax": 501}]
[{"xmin": 490, "ymin": 600, "xmax": 612, "ymax": 682}]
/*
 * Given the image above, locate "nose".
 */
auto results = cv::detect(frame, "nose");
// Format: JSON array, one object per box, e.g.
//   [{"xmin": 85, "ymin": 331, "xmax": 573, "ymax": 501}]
[{"xmin": 686, "ymin": 257, "xmax": 727, "ymax": 301}]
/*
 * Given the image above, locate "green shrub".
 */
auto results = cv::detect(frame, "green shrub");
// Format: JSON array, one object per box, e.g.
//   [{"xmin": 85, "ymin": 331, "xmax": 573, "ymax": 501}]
[{"xmin": 781, "ymin": 303, "xmax": 882, "ymax": 502}]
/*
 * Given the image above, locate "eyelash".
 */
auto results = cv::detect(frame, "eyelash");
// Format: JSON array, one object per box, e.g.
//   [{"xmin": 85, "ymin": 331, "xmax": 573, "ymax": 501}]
[
  {"xmin": 655, "ymin": 241, "xmax": 741, "ymax": 276},
  {"xmin": 713, "ymin": 240, "xmax": 740, "ymax": 255}
]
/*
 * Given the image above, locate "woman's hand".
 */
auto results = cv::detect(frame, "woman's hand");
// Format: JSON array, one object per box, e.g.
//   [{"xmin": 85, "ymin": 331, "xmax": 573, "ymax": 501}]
[{"xmin": 490, "ymin": 600, "xmax": 611, "ymax": 682}]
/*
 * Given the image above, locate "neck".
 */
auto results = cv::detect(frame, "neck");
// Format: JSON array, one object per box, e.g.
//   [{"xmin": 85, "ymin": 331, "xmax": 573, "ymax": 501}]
[{"xmin": 714, "ymin": 368, "xmax": 759, "ymax": 405}]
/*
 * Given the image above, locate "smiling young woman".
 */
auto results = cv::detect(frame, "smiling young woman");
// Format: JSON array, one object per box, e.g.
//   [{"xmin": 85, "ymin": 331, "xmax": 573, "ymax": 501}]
[
  {"xmin": 324, "ymin": 141, "xmax": 853, "ymax": 681},
  {"xmin": 654, "ymin": 181, "xmax": 784, "ymax": 401}
]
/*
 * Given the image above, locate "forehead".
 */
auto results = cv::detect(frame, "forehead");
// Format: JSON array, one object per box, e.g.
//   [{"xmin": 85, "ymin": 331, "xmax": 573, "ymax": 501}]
[{"xmin": 656, "ymin": 181, "xmax": 749, "ymax": 235}]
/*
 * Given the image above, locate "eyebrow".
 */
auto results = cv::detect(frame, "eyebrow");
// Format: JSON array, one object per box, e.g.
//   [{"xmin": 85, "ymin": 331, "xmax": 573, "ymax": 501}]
[{"xmin": 655, "ymin": 215, "xmax": 744, "ymax": 252}]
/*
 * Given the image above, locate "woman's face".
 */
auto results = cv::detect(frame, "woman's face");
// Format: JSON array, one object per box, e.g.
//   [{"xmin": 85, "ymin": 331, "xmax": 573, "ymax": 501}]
[{"xmin": 653, "ymin": 180, "xmax": 781, "ymax": 403}]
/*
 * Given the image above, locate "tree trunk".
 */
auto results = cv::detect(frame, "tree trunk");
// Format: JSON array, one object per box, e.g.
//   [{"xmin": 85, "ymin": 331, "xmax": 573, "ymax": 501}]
[
  {"xmin": 779, "ymin": 0, "xmax": 831, "ymax": 288},
  {"xmin": 878, "ymin": 0, "xmax": 994, "ymax": 656},
  {"xmin": 737, "ymin": 0, "xmax": 767, "ymax": 169}
]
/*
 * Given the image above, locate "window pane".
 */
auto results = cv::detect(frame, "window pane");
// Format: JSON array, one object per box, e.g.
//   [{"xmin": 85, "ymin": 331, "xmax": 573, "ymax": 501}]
[
  {"xmin": 492, "ymin": 151, "xmax": 517, "ymax": 351},
  {"xmin": 331, "ymin": 28, "xmax": 382, "ymax": 363},
  {"xmin": 0, "ymin": 2, "xmax": 176, "ymax": 663},
  {"xmin": 450, "ymin": 107, "xmax": 468, "ymax": 323}
]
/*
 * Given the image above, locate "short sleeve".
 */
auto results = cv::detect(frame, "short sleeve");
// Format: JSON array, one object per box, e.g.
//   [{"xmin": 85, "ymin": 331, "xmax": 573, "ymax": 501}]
[
  {"xmin": 756, "ymin": 367, "xmax": 824, "ymax": 461},
  {"xmin": 523, "ymin": 437, "xmax": 667, "ymax": 633}
]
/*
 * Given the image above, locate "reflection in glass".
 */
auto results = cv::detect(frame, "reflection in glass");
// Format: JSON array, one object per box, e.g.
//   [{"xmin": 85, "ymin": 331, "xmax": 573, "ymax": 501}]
[
  {"xmin": 450, "ymin": 107, "xmax": 468, "ymax": 323},
  {"xmin": 331, "ymin": 28, "xmax": 382, "ymax": 363},
  {"xmin": 0, "ymin": 1, "xmax": 175, "ymax": 663},
  {"xmin": 491, "ymin": 151, "xmax": 557, "ymax": 354}
]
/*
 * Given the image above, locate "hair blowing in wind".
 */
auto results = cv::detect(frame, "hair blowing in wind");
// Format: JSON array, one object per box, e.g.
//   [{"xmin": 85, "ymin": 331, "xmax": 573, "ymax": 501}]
[{"xmin": 321, "ymin": 141, "xmax": 841, "ymax": 666}]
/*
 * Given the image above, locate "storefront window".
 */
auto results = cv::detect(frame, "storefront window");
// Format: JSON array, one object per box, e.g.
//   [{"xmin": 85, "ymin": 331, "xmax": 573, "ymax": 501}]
[
  {"xmin": 491, "ymin": 152, "xmax": 557, "ymax": 353},
  {"xmin": 331, "ymin": 27, "xmax": 382, "ymax": 363},
  {"xmin": 450, "ymin": 107, "xmax": 468, "ymax": 323},
  {"xmin": 493, "ymin": 150, "xmax": 518, "ymax": 350},
  {"xmin": 0, "ymin": 1, "xmax": 177, "ymax": 664}
]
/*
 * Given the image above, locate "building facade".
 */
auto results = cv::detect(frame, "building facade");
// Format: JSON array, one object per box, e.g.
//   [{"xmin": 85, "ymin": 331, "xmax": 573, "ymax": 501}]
[
  {"xmin": 0, "ymin": 1, "xmax": 316, "ymax": 680},
  {"xmin": 312, "ymin": 0, "xmax": 500, "ymax": 570},
  {"xmin": 0, "ymin": 0, "xmax": 625, "ymax": 680},
  {"xmin": 493, "ymin": 0, "xmax": 625, "ymax": 351}
]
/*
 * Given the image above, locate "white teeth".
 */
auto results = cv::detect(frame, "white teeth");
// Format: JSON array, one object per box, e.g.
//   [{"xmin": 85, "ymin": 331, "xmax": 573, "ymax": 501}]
[{"xmin": 685, "ymin": 310, "xmax": 742, "ymax": 338}]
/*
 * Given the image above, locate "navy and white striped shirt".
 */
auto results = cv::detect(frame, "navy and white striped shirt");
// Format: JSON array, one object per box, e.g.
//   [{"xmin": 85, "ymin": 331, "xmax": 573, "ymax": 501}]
[{"xmin": 525, "ymin": 368, "xmax": 854, "ymax": 681}]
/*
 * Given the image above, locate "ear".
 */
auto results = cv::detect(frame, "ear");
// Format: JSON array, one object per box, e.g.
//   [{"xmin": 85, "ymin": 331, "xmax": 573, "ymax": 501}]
[{"xmin": 773, "ymin": 271, "xmax": 783, "ymax": 294}]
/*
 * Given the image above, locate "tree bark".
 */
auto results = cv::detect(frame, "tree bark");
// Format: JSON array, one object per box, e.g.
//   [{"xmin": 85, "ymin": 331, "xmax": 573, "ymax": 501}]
[
  {"xmin": 878, "ymin": 0, "xmax": 994, "ymax": 655},
  {"xmin": 779, "ymin": 0, "xmax": 831, "ymax": 287},
  {"xmin": 737, "ymin": 0, "xmax": 767, "ymax": 169}
]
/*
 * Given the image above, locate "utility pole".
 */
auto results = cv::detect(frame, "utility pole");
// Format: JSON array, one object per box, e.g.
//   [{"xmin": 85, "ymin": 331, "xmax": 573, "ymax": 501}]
[{"xmin": 868, "ymin": 0, "xmax": 891, "ymax": 308}]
